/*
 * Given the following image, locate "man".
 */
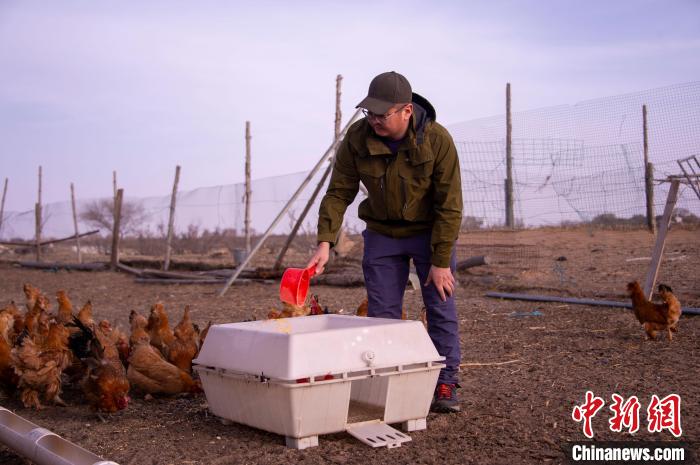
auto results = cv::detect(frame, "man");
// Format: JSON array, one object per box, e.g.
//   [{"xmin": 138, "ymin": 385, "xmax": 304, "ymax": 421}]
[{"xmin": 308, "ymin": 71, "xmax": 463, "ymax": 413}]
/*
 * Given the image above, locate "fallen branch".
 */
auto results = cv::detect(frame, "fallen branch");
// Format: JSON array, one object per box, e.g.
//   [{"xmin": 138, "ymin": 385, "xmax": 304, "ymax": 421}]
[
  {"xmin": 16, "ymin": 261, "xmax": 106, "ymax": 271},
  {"xmin": 456, "ymin": 255, "xmax": 490, "ymax": 271},
  {"xmin": 116, "ymin": 262, "xmax": 144, "ymax": 277},
  {"xmin": 135, "ymin": 278, "xmax": 225, "ymax": 285},
  {"xmin": 460, "ymin": 359, "xmax": 521, "ymax": 367},
  {"xmin": 134, "ymin": 277, "xmax": 273, "ymax": 285},
  {"xmin": 0, "ymin": 229, "xmax": 99, "ymax": 247}
]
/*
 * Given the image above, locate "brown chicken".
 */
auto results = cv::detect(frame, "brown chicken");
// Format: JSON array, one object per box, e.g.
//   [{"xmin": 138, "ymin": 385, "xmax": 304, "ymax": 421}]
[
  {"xmin": 55, "ymin": 290, "xmax": 74, "ymax": 325},
  {"xmin": 77, "ymin": 300, "xmax": 95, "ymax": 327},
  {"xmin": 69, "ymin": 317, "xmax": 130, "ymax": 413},
  {"xmin": 12, "ymin": 322, "xmax": 72, "ymax": 409},
  {"xmin": 24, "ymin": 295, "xmax": 50, "ymax": 344},
  {"xmin": 1, "ymin": 301, "xmax": 23, "ymax": 343},
  {"xmin": 198, "ymin": 321, "xmax": 212, "ymax": 350},
  {"xmin": 147, "ymin": 303, "xmax": 175, "ymax": 357},
  {"xmin": 99, "ymin": 320, "xmax": 130, "ymax": 368},
  {"xmin": 355, "ymin": 298, "xmax": 407, "ymax": 319},
  {"xmin": 627, "ymin": 281, "xmax": 682, "ymax": 341},
  {"xmin": 23, "ymin": 283, "xmax": 43, "ymax": 312},
  {"xmin": 127, "ymin": 337, "xmax": 201, "ymax": 395},
  {"xmin": 129, "ymin": 310, "xmax": 150, "ymax": 347},
  {"xmin": 166, "ymin": 306, "xmax": 199, "ymax": 373},
  {"xmin": 0, "ymin": 312, "xmax": 16, "ymax": 388}
]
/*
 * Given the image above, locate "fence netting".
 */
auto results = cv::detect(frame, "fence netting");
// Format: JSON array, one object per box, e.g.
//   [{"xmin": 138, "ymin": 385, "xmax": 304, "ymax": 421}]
[{"xmin": 1, "ymin": 81, "xmax": 698, "ymax": 273}]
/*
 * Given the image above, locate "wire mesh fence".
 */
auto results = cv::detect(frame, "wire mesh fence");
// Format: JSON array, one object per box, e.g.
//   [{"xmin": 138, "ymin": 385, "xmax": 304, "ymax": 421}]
[{"xmin": 1, "ymin": 81, "xmax": 698, "ymax": 275}]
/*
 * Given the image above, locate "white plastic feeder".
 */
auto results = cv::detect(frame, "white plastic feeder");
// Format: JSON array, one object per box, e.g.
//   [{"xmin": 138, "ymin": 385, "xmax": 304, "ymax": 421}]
[
  {"xmin": 193, "ymin": 314, "xmax": 444, "ymax": 449},
  {"xmin": 0, "ymin": 407, "xmax": 119, "ymax": 465}
]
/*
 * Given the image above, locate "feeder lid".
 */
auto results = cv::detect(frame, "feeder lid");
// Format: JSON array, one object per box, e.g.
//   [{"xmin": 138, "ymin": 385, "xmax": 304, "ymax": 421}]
[{"xmin": 193, "ymin": 314, "xmax": 442, "ymax": 380}]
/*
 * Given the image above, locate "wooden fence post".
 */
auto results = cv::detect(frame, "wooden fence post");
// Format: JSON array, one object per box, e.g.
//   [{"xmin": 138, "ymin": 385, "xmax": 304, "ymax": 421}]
[
  {"xmin": 643, "ymin": 105, "xmax": 656, "ymax": 233},
  {"xmin": 70, "ymin": 183, "xmax": 82, "ymax": 263},
  {"xmin": 335, "ymin": 75, "xmax": 342, "ymax": 142},
  {"xmin": 245, "ymin": 121, "xmax": 252, "ymax": 253},
  {"xmin": 35, "ymin": 166, "xmax": 42, "ymax": 261},
  {"xmin": 218, "ymin": 109, "xmax": 363, "ymax": 296},
  {"xmin": 111, "ymin": 188, "xmax": 123, "ymax": 270},
  {"xmin": 34, "ymin": 203, "xmax": 41, "ymax": 262},
  {"xmin": 0, "ymin": 178, "xmax": 7, "ymax": 237},
  {"xmin": 505, "ymin": 83, "xmax": 514, "ymax": 228},
  {"xmin": 163, "ymin": 165, "xmax": 181, "ymax": 270}
]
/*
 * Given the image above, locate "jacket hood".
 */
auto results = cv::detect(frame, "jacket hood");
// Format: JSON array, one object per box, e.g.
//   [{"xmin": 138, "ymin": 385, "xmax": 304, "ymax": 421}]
[{"xmin": 411, "ymin": 92, "xmax": 436, "ymax": 145}]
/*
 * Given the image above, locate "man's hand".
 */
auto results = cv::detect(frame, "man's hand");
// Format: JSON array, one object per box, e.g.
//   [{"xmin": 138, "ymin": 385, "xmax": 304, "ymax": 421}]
[
  {"xmin": 307, "ymin": 242, "xmax": 331, "ymax": 275},
  {"xmin": 424, "ymin": 265, "xmax": 455, "ymax": 302}
]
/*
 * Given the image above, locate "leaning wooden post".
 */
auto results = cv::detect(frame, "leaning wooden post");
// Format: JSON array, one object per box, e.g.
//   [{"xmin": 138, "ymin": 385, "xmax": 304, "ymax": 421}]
[
  {"xmin": 70, "ymin": 183, "xmax": 82, "ymax": 263},
  {"xmin": 643, "ymin": 179, "xmax": 679, "ymax": 299},
  {"xmin": 643, "ymin": 105, "xmax": 656, "ymax": 234},
  {"xmin": 163, "ymin": 165, "xmax": 181, "ymax": 271},
  {"xmin": 244, "ymin": 121, "xmax": 252, "ymax": 253},
  {"xmin": 505, "ymin": 83, "xmax": 514, "ymax": 228},
  {"xmin": 218, "ymin": 109, "xmax": 363, "ymax": 296},
  {"xmin": 273, "ymin": 161, "xmax": 333, "ymax": 270},
  {"xmin": 110, "ymin": 188, "xmax": 124, "ymax": 270},
  {"xmin": 0, "ymin": 178, "xmax": 8, "ymax": 237}
]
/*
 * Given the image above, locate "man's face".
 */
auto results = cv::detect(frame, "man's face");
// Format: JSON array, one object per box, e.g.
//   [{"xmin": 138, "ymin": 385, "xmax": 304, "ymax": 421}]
[{"xmin": 366, "ymin": 103, "xmax": 413, "ymax": 140}]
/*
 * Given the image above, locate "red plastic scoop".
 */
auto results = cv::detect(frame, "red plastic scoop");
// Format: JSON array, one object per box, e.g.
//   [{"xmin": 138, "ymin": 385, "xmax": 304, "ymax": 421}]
[{"xmin": 280, "ymin": 265, "xmax": 316, "ymax": 306}]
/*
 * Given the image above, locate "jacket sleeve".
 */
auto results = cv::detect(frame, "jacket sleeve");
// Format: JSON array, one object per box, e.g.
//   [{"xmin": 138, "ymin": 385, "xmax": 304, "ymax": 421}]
[
  {"xmin": 317, "ymin": 137, "xmax": 360, "ymax": 245},
  {"xmin": 429, "ymin": 126, "xmax": 463, "ymax": 267}
]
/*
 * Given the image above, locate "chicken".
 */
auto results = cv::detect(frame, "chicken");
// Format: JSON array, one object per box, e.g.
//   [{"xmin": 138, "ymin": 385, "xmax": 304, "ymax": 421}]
[
  {"xmin": 420, "ymin": 307, "xmax": 428, "ymax": 330},
  {"xmin": 356, "ymin": 298, "xmax": 368, "ymax": 317},
  {"xmin": 12, "ymin": 322, "xmax": 72, "ymax": 409},
  {"xmin": 355, "ymin": 298, "xmax": 407, "ymax": 319},
  {"xmin": 1, "ymin": 301, "xmax": 23, "ymax": 343},
  {"xmin": 166, "ymin": 306, "xmax": 199, "ymax": 373},
  {"xmin": 0, "ymin": 312, "xmax": 17, "ymax": 388},
  {"xmin": 654, "ymin": 284, "xmax": 682, "ymax": 339},
  {"xmin": 129, "ymin": 310, "xmax": 150, "ymax": 347},
  {"xmin": 99, "ymin": 320, "xmax": 130, "ymax": 368},
  {"xmin": 69, "ymin": 317, "xmax": 130, "ymax": 413},
  {"xmin": 23, "ymin": 283, "xmax": 43, "ymax": 313},
  {"xmin": 147, "ymin": 303, "xmax": 174, "ymax": 357},
  {"xmin": 127, "ymin": 337, "xmax": 201, "ymax": 395},
  {"xmin": 55, "ymin": 290, "xmax": 74, "ymax": 325},
  {"xmin": 198, "ymin": 321, "xmax": 212, "ymax": 350},
  {"xmin": 77, "ymin": 300, "xmax": 95, "ymax": 327},
  {"xmin": 309, "ymin": 295, "xmax": 324, "ymax": 315},
  {"xmin": 626, "ymin": 281, "xmax": 682, "ymax": 341},
  {"xmin": 24, "ymin": 295, "xmax": 50, "ymax": 343}
]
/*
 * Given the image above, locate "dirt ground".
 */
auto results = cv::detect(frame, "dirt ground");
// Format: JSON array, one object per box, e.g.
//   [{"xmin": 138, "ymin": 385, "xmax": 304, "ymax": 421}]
[{"xmin": 0, "ymin": 228, "xmax": 698, "ymax": 464}]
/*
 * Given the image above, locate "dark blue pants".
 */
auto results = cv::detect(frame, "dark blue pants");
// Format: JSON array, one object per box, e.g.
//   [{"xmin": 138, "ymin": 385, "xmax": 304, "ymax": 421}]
[{"xmin": 362, "ymin": 229, "xmax": 460, "ymax": 384}]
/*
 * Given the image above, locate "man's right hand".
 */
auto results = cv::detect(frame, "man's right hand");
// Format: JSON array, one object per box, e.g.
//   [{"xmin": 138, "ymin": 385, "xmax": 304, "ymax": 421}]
[{"xmin": 307, "ymin": 242, "xmax": 331, "ymax": 275}]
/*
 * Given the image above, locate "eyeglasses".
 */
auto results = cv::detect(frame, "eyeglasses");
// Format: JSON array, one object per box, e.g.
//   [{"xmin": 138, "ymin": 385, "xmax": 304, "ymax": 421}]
[{"xmin": 362, "ymin": 105, "xmax": 407, "ymax": 121}]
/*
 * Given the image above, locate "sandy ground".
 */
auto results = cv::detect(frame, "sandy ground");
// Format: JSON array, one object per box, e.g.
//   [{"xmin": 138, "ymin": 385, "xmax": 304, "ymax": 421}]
[{"xmin": 0, "ymin": 228, "xmax": 698, "ymax": 464}]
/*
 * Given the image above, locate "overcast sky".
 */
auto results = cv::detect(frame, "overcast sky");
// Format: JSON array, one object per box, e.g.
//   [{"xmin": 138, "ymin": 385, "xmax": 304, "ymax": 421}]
[{"xmin": 1, "ymin": 0, "xmax": 699, "ymax": 212}]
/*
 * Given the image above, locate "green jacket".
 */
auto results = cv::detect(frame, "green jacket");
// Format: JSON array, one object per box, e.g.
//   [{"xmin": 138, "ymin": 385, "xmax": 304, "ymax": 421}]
[{"xmin": 317, "ymin": 96, "xmax": 463, "ymax": 268}]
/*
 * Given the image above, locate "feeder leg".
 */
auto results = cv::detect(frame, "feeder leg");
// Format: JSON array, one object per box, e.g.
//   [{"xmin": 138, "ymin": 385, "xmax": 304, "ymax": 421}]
[
  {"xmin": 285, "ymin": 435, "xmax": 319, "ymax": 450},
  {"xmin": 401, "ymin": 418, "xmax": 427, "ymax": 432}
]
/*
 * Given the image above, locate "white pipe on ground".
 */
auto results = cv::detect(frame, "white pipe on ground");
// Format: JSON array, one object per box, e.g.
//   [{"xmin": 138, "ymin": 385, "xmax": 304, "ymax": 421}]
[{"xmin": 0, "ymin": 407, "xmax": 118, "ymax": 465}]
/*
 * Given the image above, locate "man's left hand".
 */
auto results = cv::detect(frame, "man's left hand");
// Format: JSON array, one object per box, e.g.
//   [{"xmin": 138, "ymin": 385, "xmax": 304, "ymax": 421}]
[{"xmin": 424, "ymin": 265, "xmax": 455, "ymax": 302}]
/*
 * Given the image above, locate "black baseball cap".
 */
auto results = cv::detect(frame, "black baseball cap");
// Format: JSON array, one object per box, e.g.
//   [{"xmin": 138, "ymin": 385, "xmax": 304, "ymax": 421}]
[{"xmin": 356, "ymin": 71, "xmax": 412, "ymax": 115}]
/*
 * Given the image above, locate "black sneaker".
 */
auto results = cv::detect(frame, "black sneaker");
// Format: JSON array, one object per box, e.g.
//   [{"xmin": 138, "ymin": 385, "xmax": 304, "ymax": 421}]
[{"xmin": 431, "ymin": 383, "xmax": 460, "ymax": 413}]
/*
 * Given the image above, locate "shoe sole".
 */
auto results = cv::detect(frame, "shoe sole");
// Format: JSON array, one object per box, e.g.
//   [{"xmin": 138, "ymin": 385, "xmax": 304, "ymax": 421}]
[{"xmin": 430, "ymin": 404, "xmax": 461, "ymax": 413}]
